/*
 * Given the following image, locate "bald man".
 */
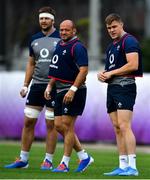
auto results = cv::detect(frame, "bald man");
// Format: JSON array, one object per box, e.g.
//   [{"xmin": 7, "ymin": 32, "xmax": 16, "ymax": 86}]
[{"xmin": 44, "ymin": 20, "xmax": 94, "ymax": 172}]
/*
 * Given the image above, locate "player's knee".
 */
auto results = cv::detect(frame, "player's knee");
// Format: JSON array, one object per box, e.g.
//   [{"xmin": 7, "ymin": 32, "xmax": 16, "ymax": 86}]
[
  {"xmin": 45, "ymin": 110, "xmax": 54, "ymax": 120},
  {"xmin": 119, "ymin": 123, "xmax": 129, "ymax": 133},
  {"xmin": 24, "ymin": 120, "xmax": 35, "ymax": 129},
  {"xmin": 24, "ymin": 107, "xmax": 40, "ymax": 119},
  {"xmin": 55, "ymin": 123, "xmax": 64, "ymax": 134},
  {"xmin": 112, "ymin": 122, "xmax": 120, "ymax": 133}
]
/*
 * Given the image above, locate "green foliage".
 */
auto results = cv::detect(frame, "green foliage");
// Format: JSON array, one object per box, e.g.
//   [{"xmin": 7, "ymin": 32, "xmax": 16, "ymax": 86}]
[
  {"xmin": 76, "ymin": 18, "xmax": 89, "ymax": 47},
  {"xmin": 141, "ymin": 38, "xmax": 150, "ymax": 72}
]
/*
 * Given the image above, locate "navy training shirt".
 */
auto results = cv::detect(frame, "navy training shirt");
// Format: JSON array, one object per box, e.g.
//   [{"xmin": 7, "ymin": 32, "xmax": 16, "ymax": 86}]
[
  {"xmin": 105, "ymin": 33, "xmax": 143, "ymax": 77},
  {"xmin": 48, "ymin": 38, "xmax": 88, "ymax": 84}
]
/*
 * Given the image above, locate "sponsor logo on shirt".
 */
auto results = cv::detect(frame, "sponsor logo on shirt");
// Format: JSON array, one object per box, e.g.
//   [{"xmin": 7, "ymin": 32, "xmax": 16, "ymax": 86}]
[
  {"xmin": 40, "ymin": 48, "xmax": 49, "ymax": 58},
  {"xmin": 49, "ymin": 54, "xmax": 59, "ymax": 69}
]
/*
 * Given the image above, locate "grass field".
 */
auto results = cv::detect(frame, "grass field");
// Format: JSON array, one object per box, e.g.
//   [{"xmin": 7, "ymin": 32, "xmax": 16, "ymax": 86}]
[{"xmin": 0, "ymin": 141, "xmax": 150, "ymax": 179}]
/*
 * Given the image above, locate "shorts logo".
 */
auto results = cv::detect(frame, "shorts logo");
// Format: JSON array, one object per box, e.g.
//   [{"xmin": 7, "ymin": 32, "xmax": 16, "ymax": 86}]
[
  {"xmin": 64, "ymin": 107, "xmax": 68, "ymax": 114},
  {"xmin": 118, "ymin": 102, "xmax": 122, "ymax": 108},
  {"xmin": 51, "ymin": 101, "xmax": 55, "ymax": 107}
]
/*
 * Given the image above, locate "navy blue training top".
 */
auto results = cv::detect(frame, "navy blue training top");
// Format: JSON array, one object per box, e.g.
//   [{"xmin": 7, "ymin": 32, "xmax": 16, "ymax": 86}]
[
  {"xmin": 105, "ymin": 33, "xmax": 143, "ymax": 77},
  {"xmin": 48, "ymin": 38, "xmax": 88, "ymax": 84}
]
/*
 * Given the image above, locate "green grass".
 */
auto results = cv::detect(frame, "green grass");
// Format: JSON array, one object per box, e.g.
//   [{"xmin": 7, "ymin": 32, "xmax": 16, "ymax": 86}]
[{"xmin": 0, "ymin": 141, "xmax": 150, "ymax": 179}]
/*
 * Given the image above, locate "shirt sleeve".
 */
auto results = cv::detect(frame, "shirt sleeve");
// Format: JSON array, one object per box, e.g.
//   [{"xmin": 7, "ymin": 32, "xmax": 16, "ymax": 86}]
[
  {"xmin": 29, "ymin": 37, "xmax": 35, "ymax": 57},
  {"xmin": 73, "ymin": 43, "xmax": 88, "ymax": 66},
  {"xmin": 124, "ymin": 36, "xmax": 140, "ymax": 54}
]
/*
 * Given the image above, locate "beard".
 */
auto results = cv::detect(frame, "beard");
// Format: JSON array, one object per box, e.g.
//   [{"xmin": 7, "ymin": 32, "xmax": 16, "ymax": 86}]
[
  {"xmin": 61, "ymin": 35, "xmax": 73, "ymax": 42},
  {"xmin": 41, "ymin": 24, "xmax": 52, "ymax": 32}
]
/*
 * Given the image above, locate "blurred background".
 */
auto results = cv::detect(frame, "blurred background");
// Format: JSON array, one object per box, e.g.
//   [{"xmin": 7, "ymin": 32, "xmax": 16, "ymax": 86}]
[{"xmin": 0, "ymin": 0, "xmax": 150, "ymax": 144}]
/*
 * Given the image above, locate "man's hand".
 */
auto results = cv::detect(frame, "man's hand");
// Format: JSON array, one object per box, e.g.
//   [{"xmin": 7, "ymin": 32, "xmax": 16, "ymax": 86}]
[
  {"xmin": 97, "ymin": 71, "xmax": 107, "ymax": 82},
  {"xmin": 44, "ymin": 84, "xmax": 52, "ymax": 100},
  {"xmin": 20, "ymin": 86, "xmax": 28, "ymax": 98},
  {"xmin": 97, "ymin": 71, "xmax": 112, "ymax": 82},
  {"xmin": 63, "ymin": 89, "xmax": 75, "ymax": 104}
]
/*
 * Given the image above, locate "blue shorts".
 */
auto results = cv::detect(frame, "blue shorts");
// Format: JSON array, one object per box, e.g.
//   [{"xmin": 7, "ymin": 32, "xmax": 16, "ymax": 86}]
[
  {"xmin": 26, "ymin": 84, "xmax": 56, "ymax": 108},
  {"xmin": 54, "ymin": 88, "xmax": 87, "ymax": 116},
  {"xmin": 107, "ymin": 83, "xmax": 137, "ymax": 113}
]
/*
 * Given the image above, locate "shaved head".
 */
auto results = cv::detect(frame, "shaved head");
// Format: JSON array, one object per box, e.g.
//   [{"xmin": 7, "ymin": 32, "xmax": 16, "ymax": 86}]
[
  {"xmin": 59, "ymin": 19, "xmax": 77, "ymax": 42},
  {"xmin": 60, "ymin": 20, "xmax": 76, "ymax": 29}
]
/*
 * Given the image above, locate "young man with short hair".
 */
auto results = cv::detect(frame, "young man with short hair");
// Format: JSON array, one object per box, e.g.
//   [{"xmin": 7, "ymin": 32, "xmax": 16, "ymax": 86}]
[{"xmin": 98, "ymin": 13, "xmax": 143, "ymax": 176}]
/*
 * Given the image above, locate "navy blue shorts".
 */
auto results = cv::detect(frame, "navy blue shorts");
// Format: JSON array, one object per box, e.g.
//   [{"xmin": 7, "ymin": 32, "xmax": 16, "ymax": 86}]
[
  {"xmin": 107, "ymin": 83, "xmax": 137, "ymax": 113},
  {"xmin": 26, "ymin": 84, "xmax": 56, "ymax": 108},
  {"xmin": 54, "ymin": 88, "xmax": 87, "ymax": 116}
]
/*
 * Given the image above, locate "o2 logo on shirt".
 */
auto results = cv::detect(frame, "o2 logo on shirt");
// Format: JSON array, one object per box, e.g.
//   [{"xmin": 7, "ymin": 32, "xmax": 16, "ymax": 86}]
[
  {"xmin": 40, "ymin": 48, "xmax": 49, "ymax": 58},
  {"xmin": 108, "ymin": 53, "xmax": 115, "ymax": 69},
  {"xmin": 49, "ymin": 54, "xmax": 59, "ymax": 69},
  {"xmin": 52, "ymin": 55, "xmax": 59, "ymax": 64},
  {"xmin": 109, "ymin": 54, "xmax": 114, "ymax": 64}
]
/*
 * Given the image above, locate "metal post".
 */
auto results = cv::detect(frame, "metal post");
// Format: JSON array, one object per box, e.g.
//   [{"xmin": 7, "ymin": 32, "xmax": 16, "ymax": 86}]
[
  {"xmin": 0, "ymin": 0, "xmax": 6, "ymax": 68},
  {"xmin": 89, "ymin": 0, "xmax": 101, "ymax": 70},
  {"xmin": 145, "ymin": 0, "xmax": 150, "ymax": 38}
]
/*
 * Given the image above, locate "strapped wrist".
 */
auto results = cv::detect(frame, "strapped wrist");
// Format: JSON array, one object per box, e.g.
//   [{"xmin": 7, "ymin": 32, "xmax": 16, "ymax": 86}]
[
  {"xmin": 70, "ymin": 85, "xmax": 78, "ymax": 92},
  {"xmin": 24, "ymin": 82, "xmax": 28, "ymax": 87},
  {"xmin": 22, "ymin": 86, "xmax": 28, "ymax": 93}
]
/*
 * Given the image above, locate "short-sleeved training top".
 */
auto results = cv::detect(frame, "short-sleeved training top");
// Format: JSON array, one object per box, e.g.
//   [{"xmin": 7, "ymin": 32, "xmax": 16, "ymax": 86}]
[
  {"xmin": 29, "ymin": 30, "xmax": 60, "ymax": 84},
  {"xmin": 48, "ymin": 37, "xmax": 88, "ymax": 84},
  {"xmin": 105, "ymin": 33, "xmax": 143, "ymax": 77}
]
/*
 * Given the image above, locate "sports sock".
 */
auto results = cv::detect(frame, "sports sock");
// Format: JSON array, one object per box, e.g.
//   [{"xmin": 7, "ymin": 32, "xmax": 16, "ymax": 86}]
[
  {"xmin": 20, "ymin": 150, "xmax": 29, "ymax": 162},
  {"xmin": 44, "ymin": 153, "xmax": 53, "ymax": 162},
  {"xmin": 119, "ymin": 155, "xmax": 128, "ymax": 169},
  {"xmin": 60, "ymin": 155, "xmax": 70, "ymax": 167},
  {"xmin": 128, "ymin": 154, "xmax": 136, "ymax": 169},
  {"xmin": 77, "ymin": 149, "xmax": 88, "ymax": 160}
]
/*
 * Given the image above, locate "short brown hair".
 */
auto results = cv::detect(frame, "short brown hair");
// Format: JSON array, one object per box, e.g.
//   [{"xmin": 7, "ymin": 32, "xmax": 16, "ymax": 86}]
[
  {"xmin": 38, "ymin": 6, "xmax": 55, "ymax": 16},
  {"xmin": 105, "ymin": 13, "xmax": 122, "ymax": 25}
]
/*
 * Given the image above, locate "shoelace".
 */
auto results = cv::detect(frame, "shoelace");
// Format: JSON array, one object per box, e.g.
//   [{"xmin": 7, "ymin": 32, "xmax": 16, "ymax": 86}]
[
  {"xmin": 57, "ymin": 163, "xmax": 66, "ymax": 170},
  {"xmin": 15, "ymin": 157, "xmax": 21, "ymax": 163},
  {"xmin": 41, "ymin": 161, "xmax": 52, "ymax": 168},
  {"xmin": 77, "ymin": 159, "xmax": 82, "ymax": 164}
]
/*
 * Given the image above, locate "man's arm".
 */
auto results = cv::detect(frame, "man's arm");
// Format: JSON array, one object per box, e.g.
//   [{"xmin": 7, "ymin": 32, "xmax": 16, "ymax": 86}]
[
  {"xmin": 24, "ymin": 56, "xmax": 35, "ymax": 86},
  {"xmin": 44, "ymin": 78, "xmax": 56, "ymax": 100},
  {"xmin": 63, "ymin": 66, "xmax": 88, "ymax": 104},
  {"xmin": 100, "ymin": 52, "xmax": 139, "ymax": 81},
  {"xmin": 20, "ymin": 56, "xmax": 35, "ymax": 98},
  {"xmin": 72, "ymin": 66, "xmax": 88, "ymax": 89}
]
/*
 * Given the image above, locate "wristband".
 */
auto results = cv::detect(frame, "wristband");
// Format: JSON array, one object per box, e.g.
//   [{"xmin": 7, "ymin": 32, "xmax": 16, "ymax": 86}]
[
  {"xmin": 22, "ymin": 86, "xmax": 28, "ymax": 93},
  {"xmin": 70, "ymin": 85, "xmax": 78, "ymax": 92},
  {"xmin": 24, "ymin": 83, "xmax": 28, "ymax": 87}
]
